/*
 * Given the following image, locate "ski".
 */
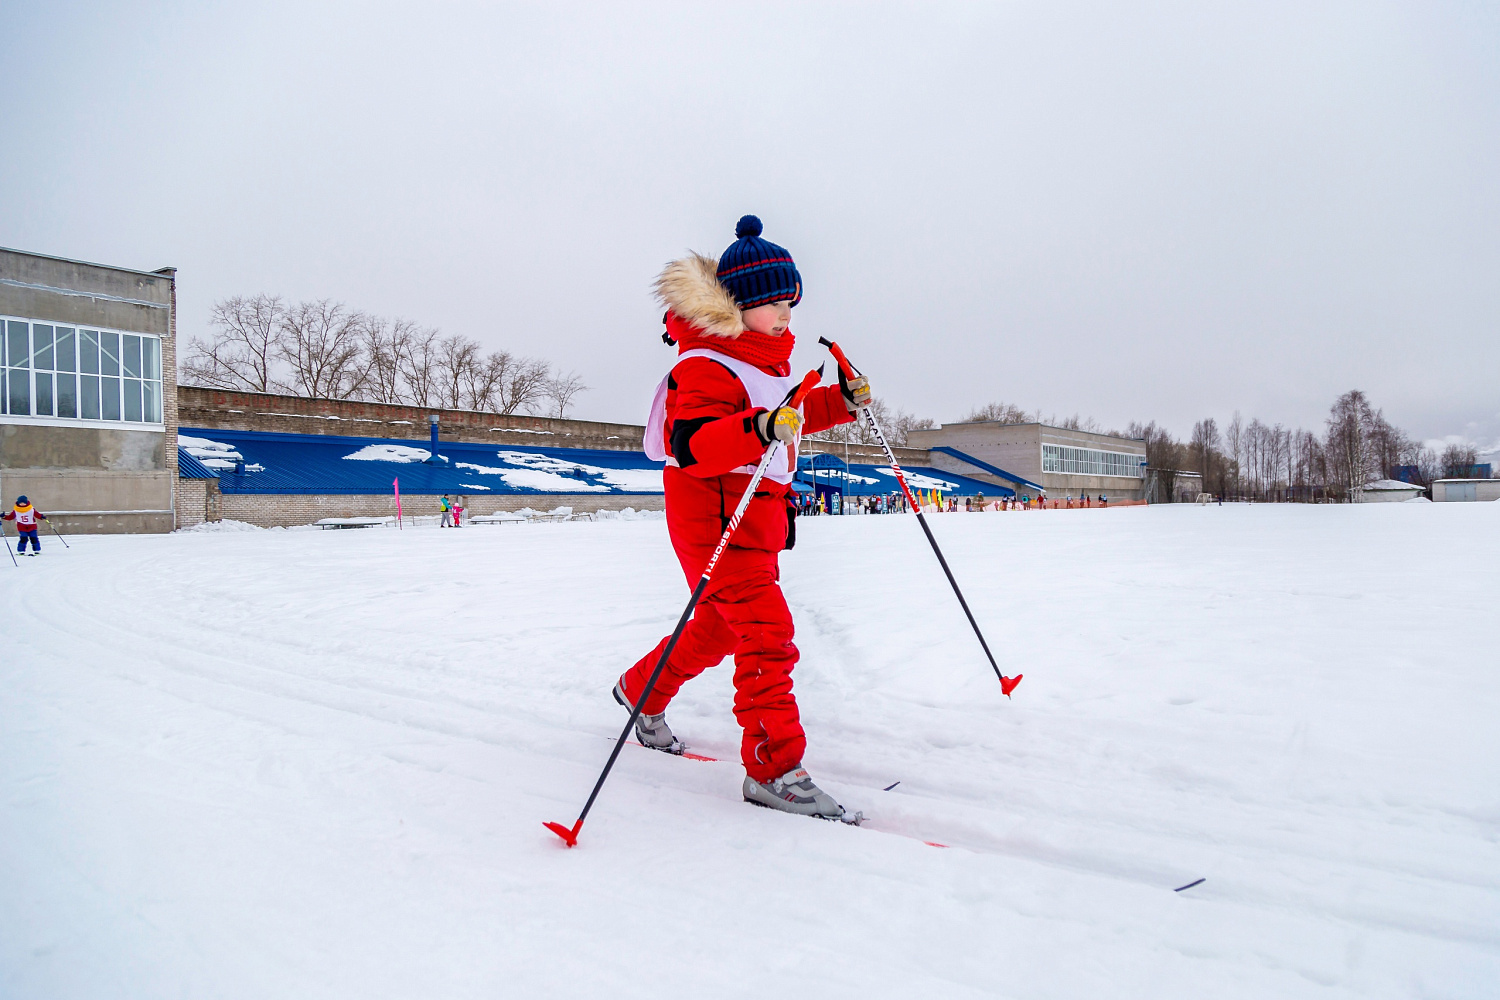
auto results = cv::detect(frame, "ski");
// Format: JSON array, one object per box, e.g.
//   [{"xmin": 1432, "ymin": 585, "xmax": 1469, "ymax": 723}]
[
  {"xmin": 744, "ymin": 797, "xmax": 865, "ymax": 826},
  {"xmin": 621, "ymin": 736, "xmax": 948, "ymax": 845},
  {"xmin": 627, "ymin": 740, "xmax": 716, "ymax": 762}
]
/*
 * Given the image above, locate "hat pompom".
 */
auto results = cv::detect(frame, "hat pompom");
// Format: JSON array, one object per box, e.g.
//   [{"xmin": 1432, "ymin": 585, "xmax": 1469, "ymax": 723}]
[{"xmin": 735, "ymin": 215, "xmax": 763, "ymax": 239}]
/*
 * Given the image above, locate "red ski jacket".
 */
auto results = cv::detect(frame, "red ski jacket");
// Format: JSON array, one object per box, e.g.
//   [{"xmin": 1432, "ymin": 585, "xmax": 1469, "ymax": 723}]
[
  {"xmin": 663, "ymin": 330, "xmax": 852, "ymax": 563},
  {"xmin": 3, "ymin": 504, "xmax": 45, "ymax": 530}
]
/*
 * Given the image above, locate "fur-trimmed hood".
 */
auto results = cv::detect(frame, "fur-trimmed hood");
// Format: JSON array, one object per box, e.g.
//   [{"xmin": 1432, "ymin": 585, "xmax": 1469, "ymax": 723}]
[{"xmin": 653, "ymin": 253, "xmax": 745, "ymax": 338}]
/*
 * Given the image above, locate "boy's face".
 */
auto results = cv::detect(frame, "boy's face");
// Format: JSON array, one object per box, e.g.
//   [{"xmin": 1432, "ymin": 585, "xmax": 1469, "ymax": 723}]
[{"xmin": 740, "ymin": 298, "xmax": 793, "ymax": 336}]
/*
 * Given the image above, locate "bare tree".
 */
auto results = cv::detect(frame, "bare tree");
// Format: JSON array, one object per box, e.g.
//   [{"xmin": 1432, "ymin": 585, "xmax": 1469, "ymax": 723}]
[
  {"xmin": 1118, "ymin": 392, "xmax": 1450, "ymax": 504},
  {"xmin": 1243, "ymin": 419, "xmax": 1264, "ymax": 497},
  {"xmin": 456, "ymin": 348, "xmax": 504, "ymax": 411},
  {"xmin": 1129, "ymin": 421, "xmax": 1186, "ymax": 501},
  {"xmin": 357, "ymin": 316, "xmax": 413, "ymax": 404},
  {"xmin": 1414, "ymin": 445, "xmax": 1442, "ymax": 485},
  {"xmin": 543, "ymin": 372, "xmax": 588, "ymax": 418},
  {"xmin": 1291, "ymin": 429, "xmax": 1326, "ymax": 500},
  {"xmin": 1190, "ymin": 418, "xmax": 1221, "ymax": 493},
  {"xmin": 806, "ymin": 397, "xmax": 935, "ymax": 447},
  {"xmin": 490, "ymin": 352, "xmax": 552, "ymax": 415},
  {"xmin": 278, "ymin": 299, "xmax": 368, "ymax": 399},
  {"xmin": 182, "ymin": 294, "xmax": 286, "ymax": 391},
  {"xmin": 1265, "ymin": 424, "xmax": 1289, "ymax": 499},
  {"xmin": 1440, "ymin": 442, "xmax": 1479, "ymax": 479},
  {"xmin": 1326, "ymin": 390, "xmax": 1376, "ymax": 496},
  {"xmin": 395, "ymin": 324, "xmax": 443, "ymax": 407},
  {"xmin": 1225, "ymin": 411, "xmax": 1243, "ymax": 498},
  {"xmin": 433, "ymin": 334, "xmax": 483, "ymax": 409},
  {"xmin": 1367, "ymin": 411, "xmax": 1411, "ymax": 483},
  {"xmin": 963, "ymin": 401, "xmax": 1031, "ymax": 423}
]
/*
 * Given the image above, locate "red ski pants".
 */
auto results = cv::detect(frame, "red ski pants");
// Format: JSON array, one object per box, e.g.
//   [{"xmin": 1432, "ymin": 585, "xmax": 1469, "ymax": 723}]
[{"xmin": 618, "ymin": 547, "xmax": 804, "ymax": 783}]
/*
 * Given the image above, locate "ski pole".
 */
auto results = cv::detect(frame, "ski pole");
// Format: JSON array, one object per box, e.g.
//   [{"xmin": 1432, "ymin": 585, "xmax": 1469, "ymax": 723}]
[
  {"xmin": 3, "ymin": 525, "xmax": 15, "ymax": 568},
  {"xmin": 46, "ymin": 519, "xmax": 70, "ymax": 549},
  {"xmin": 546, "ymin": 366, "xmax": 825, "ymax": 848},
  {"xmin": 818, "ymin": 337, "xmax": 1021, "ymax": 698}
]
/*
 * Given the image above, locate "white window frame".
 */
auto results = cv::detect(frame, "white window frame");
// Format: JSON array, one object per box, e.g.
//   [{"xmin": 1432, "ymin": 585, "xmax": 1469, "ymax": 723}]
[
  {"xmin": 1041, "ymin": 443, "xmax": 1145, "ymax": 478},
  {"xmin": 1, "ymin": 315, "xmax": 164, "ymax": 428}
]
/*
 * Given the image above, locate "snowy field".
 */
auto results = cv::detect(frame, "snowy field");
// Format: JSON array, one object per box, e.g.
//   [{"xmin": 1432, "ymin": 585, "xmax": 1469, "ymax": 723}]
[{"xmin": 3, "ymin": 502, "xmax": 1498, "ymax": 999}]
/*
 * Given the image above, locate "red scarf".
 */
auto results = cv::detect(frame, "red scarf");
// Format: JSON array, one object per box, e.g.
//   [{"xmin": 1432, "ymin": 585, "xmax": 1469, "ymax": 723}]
[{"xmin": 666, "ymin": 312, "xmax": 794, "ymax": 375}]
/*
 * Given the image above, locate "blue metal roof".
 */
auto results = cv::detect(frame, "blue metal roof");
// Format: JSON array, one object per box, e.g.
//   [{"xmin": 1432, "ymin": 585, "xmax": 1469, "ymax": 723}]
[
  {"xmin": 927, "ymin": 446, "xmax": 1044, "ymax": 492},
  {"xmin": 175, "ymin": 428, "xmax": 1006, "ymax": 498},
  {"xmin": 795, "ymin": 450, "xmax": 1010, "ymax": 497},
  {"xmin": 181, "ymin": 428, "xmax": 666, "ymax": 496},
  {"xmin": 176, "ymin": 448, "xmax": 221, "ymax": 479}
]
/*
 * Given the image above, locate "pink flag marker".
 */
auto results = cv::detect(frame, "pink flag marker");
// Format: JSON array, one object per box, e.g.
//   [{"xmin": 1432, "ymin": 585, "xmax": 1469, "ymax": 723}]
[{"xmin": 393, "ymin": 477, "xmax": 402, "ymax": 529}]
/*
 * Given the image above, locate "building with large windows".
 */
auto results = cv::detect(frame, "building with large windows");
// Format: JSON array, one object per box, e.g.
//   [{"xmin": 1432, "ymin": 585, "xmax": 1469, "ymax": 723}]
[
  {"xmin": 1, "ymin": 248, "xmax": 178, "ymax": 532},
  {"xmin": 906, "ymin": 420, "xmax": 1149, "ymax": 500}
]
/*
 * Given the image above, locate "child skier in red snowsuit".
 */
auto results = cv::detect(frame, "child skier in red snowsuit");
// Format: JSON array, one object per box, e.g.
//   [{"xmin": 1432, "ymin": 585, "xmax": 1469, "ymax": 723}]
[
  {"xmin": 615, "ymin": 216, "xmax": 872, "ymax": 819},
  {"xmin": 3, "ymin": 496, "xmax": 47, "ymax": 555}
]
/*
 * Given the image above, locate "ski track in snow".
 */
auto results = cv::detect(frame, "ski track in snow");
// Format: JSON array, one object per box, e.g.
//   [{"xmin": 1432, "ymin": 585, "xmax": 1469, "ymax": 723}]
[{"xmin": 3, "ymin": 504, "xmax": 1499, "ymax": 998}]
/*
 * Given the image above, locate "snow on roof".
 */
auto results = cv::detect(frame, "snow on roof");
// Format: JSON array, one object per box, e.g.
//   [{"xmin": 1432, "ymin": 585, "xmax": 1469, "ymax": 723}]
[
  {"xmin": 178, "ymin": 427, "xmax": 1003, "ymax": 498},
  {"xmin": 1362, "ymin": 479, "xmax": 1425, "ymax": 491},
  {"xmin": 176, "ymin": 448, "xmax": 221, "ymax": 479}
]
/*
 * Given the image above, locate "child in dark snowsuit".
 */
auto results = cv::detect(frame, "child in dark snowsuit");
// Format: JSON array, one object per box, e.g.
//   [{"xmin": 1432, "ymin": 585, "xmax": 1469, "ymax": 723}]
[
  {"xmin": 3, "ymin": 496, "xmax": 47, "ymax": 555},
  {"xmin": 616, "ymin": 216, "xmax": 872, "ymax": 819}
]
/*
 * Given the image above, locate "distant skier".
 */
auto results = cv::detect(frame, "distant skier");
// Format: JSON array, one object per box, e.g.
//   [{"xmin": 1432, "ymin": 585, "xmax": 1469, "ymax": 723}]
[
  {"xmin": 4, "ymin": 496, "xmax": 47, "ymax": 556},
  {"xmin": 620, "ymin": 215, "xmax": 871, "ymax": 820},
  {"xmin": 439, "ymin": 495, "xmax": 454, "ymax": 527},
  {"xmin": 452, "ymin": 501, "xmax": 464, "ymax": 527}
]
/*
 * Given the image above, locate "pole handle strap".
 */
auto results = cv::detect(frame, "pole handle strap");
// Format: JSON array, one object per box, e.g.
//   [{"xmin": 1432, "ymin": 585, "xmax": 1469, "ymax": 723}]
[{"xmin": 817, "ymin": 337, "xmax": 861, "ymax": 380}]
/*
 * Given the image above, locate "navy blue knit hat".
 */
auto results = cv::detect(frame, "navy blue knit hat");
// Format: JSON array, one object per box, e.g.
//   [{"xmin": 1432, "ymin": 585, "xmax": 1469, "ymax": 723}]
[{"xmin": 716, "ymin": 215, "xmax": 802, "ymax": 309}]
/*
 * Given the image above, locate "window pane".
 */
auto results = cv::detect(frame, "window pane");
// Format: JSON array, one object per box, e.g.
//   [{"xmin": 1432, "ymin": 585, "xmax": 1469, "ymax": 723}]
[
  {"xmin": 101, "ymin": 376, "xmax": 121, "ymax": 419},
  {"xmin": 123, "ymin": 378, "xmax": 142, "ymax": 421},
  {"xmin": 7, "ymin": 368, "xmax": 29, "ymax": 415},
  {"xmin": 33, "ymin": 325, "xmax": 54, "ymax": 370},
  {"xmin": 100, "ymin": 332, "xmax": 119, "ymax": 376},
  {"xmin": 7, "ymin": 321, "xmax": 28, "ymax": 368},
  {"xmin": 35, "ymin": 372, "xmax": 52, "ymax": 416},
  {"xmin": 81, "ymin": 331, "xmax": 99, "ymax": 374},
  {"xmin": 142, "ymin": 337, "xmax": 159, "ymax": 379},
  {"xmin": 56, "ymin": 373, "xmax": 77, "ymax": 418},
  {"xmin": 80, "ymin": 374, "xmax": 100, "ymax": 419},
  {"xmin": 123, "ymin": 335, "xmax": 141, "ymax": 377},
  {"xmin": 142, "ymin": 380, "xmax": 159, "ymax": 422},
  {"xmin": 55, "ymin": 327, "xmax": 76, "ymax": 372}
]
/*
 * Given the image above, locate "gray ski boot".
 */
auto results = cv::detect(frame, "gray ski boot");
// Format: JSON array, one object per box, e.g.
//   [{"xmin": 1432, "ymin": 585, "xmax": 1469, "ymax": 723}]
[
  {"xmin": 743, "ymin": 765, "xmax": 854, "ymax": 822},
  {"xmin": 613, "ymin": 681, "xmax": 684, "ymax": 755}
]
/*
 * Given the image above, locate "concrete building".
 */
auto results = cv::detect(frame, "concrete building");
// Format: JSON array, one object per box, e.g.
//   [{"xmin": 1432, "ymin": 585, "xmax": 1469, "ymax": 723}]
[
  {"xmin": 1356, "ymin": 479, "xmax": 1427, "ymax": 503},
  {"xmin": 907, "ymin": 421, "xmax": 1148, "ymax": 500},
  {"xmin": 1430, "ymin": 479, "xmax": 1500, "ymax": 502},
  {"xmin": 1, "ymin": 248, "xmax": 178, "ymax": 532}
]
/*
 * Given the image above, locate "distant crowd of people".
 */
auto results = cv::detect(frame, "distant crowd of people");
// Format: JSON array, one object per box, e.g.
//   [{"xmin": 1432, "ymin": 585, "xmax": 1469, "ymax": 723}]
[{"xmin": 796, "ymin": 490, "xmax": 1112, "ymax": 515}]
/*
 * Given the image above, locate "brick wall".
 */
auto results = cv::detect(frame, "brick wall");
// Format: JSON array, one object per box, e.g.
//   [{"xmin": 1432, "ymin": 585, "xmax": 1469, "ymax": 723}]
[
  {"xmin": 218, "ymin": 491, "xmax": 665, "ymax": 528},
  {"xmin": 178, "ymin": 386, "xmax": 651, "ymax": 452},
  {"xmin": 162, "ymin": 270, "xmax": 179, "ymax": 480},
  {"xmin": 176, "ymin": 479, "xmax": 207, "ymax": 527},
  {"xmin": 175, "ymin": 477, "xmax": 221, "ymax": 527}
]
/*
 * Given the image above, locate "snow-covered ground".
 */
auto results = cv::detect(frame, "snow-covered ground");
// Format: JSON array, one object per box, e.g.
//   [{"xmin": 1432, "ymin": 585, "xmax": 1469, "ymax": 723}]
[{"xmin": 3, "ymin": 503, "xmax": 1497, "ymax": 998}]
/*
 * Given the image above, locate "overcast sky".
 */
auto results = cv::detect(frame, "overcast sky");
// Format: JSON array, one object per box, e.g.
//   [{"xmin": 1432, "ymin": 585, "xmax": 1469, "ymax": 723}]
[{"xmin": 3, "ymin": 2, "xmax": 1496, "ymax": 455}]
